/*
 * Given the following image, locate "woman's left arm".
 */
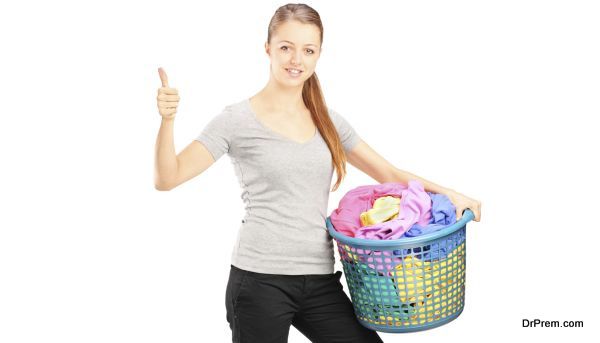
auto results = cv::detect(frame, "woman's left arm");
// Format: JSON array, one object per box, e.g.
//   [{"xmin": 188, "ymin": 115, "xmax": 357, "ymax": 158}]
[{"xmin": 346, "ymin": 139, "xmax": 481, "ymax": 222}]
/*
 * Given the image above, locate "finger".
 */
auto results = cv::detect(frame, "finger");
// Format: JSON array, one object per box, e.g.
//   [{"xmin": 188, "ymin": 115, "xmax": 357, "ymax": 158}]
[
  {"xmin": 158, "ymin": 102, "xmax": 178, "ymax": 109},
  {"xmin": 456, "ymin": 207, "xmax": 463, "ymax": 221},
  {"xmin": 158, "ymin": 101, "xmax": 179, "ymax": 109},
  {"xmin": 157, "ymin": 94, "xmax": 180, "ymax": 101},
  {"xmin": 157, "ymin": 87, "xmax": 178, "ymax": 95},
  {"xmin": 158, "ymin": 67, "xmax": 169, "ymax": 87}
]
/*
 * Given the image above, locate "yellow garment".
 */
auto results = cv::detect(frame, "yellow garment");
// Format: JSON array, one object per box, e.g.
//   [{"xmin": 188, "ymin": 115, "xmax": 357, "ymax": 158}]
[
  {"xmin": 392, "ymin": 243, "xmax": 464, "ymax": 301},
  {"xmin": 365, "ymin": 242, "xmax": 466, "ymax": 326},
  {"xmin": 360, "ymin": 196, "xmax": 401, "ymax": 226}
]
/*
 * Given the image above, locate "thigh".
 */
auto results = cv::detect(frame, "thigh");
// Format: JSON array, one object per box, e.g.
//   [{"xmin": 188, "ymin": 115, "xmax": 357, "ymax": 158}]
[
  {"xmin": 292, "ymin": 271, "xmax": 384, "ymax": 343},
  {"xmin": 225, "ymin": 265, "xmax": 248, "ymax": 342},
  {"xmin": 225, "ymin": 265, "xmax": 300, "ymax": 343}
]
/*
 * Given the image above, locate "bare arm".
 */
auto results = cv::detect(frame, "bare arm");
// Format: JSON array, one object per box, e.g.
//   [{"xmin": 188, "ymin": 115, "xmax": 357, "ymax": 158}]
[
  {"xmin": 346, "ymin": 139, "xmax": 481, "ymax": 221},
  {"xmin": 154, "ymin": 117, "xmax": 216, "ymax": 190},
  {"xmin": 154, "ymin": 67, "xmax": 216, "ymax": 191},
  {"xmin": 346, "ymin": 139, "xmax": 452, "ymax": 193}
]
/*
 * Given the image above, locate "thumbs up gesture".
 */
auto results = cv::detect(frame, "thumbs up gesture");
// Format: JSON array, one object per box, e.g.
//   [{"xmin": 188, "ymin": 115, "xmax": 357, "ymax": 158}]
[{"xmin": 156, "ymin": 67, "xmax": 180, "ymax": 120}]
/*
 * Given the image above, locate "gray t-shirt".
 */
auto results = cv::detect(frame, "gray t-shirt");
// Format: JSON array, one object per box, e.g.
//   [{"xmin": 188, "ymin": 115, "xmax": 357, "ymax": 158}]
[{"xmin": 195, "ymin": 98, "xmax": 360, "ymax": 275}]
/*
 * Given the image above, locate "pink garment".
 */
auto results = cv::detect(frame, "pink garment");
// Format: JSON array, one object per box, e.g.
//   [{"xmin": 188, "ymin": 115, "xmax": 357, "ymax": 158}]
[
  {"xmin": 330, "ymin": 180, "xmax": 432, "ymax": 239},
  {"xmin": 329, "ymin": 180, "xmax": 433, "ymax": 273}
]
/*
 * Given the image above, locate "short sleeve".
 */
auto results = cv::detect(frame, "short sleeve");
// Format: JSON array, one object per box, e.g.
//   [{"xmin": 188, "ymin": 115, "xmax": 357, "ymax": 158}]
[
  {"xmin": 329, "ymin": 108, "xmax": 361, "ymax": 152},
  {"xmin": 194, "ymin": 106, "xmax": 234, "ymax": 161}
]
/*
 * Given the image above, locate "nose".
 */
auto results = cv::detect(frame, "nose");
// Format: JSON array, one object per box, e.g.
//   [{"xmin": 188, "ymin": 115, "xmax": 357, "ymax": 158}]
[{"xmin": 291, "ymin": 51, "xmax": 302, "ymax": 66}]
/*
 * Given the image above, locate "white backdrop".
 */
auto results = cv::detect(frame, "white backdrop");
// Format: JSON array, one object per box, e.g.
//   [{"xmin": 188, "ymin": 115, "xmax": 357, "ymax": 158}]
[{"xmin": 1, "ymin": 0, "xmax": 598, "ymax": 342}]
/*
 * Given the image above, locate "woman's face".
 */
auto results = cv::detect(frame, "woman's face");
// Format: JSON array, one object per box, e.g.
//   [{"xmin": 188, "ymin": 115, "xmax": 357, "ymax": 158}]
[{"xmin": 265, "ymin": 20, "xmax": 321, "ymax": 86}]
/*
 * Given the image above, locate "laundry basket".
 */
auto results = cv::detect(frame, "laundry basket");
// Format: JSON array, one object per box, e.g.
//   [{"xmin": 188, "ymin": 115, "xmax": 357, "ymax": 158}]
[{"xmin": 326, "ymin": 209, "xmax": 474, "ymax": 333}]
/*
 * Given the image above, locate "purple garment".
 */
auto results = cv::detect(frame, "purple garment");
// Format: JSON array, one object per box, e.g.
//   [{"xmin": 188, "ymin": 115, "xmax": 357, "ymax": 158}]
[
  {"xmin": 330, "ymin": 180, "xmax": 432, "ymax": 273},
  {"xmin": 393, "ymin": 192, "xmax": 459, "ymax": 262},
  {"xmin": 354, "ymin": 181, "xmax": 432, "ymax": 240},
  {"xmin": 404, "ymin": 192, "xmax": 456, "ymax": 237}
]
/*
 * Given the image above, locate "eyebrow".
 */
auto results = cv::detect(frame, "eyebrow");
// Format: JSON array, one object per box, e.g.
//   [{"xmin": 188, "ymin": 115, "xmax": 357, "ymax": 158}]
[{"xmin": 278, "ymin": 40, "xmax": 317, "ymax": 47}]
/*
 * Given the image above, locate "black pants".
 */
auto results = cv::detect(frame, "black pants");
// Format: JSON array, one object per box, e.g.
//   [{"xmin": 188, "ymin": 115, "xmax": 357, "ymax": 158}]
[{"xmin": 225, "ymin": 264, "xmax": 384, "ymax": 343}]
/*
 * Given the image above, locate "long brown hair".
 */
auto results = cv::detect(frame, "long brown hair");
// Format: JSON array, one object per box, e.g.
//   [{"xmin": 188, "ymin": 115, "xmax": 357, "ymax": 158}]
[{"xmin": 267, "ymin": 3, "xmax": 348, "ymax": 192}]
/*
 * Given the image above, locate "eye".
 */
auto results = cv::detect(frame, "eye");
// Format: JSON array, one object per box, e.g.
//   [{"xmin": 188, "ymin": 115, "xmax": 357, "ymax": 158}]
[
  {"xmin": 306, "ymin": 49, "xmax": 314, "ymax": 54},
  {"xmin": 280, "ymin": 46, "xmax": 288, "ymax": 51}
]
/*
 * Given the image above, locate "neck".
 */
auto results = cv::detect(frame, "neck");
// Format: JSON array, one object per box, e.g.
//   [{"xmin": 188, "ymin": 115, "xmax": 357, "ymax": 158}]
[{"xmin": 256, "ymin": 76, "xmax": 306, "ymax": 111}]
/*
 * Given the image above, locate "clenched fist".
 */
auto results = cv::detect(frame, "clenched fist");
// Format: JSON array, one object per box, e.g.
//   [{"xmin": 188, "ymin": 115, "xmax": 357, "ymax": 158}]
[{"xmin": 156, "ymin": 67, "xmax": 180, "ymax": 120}]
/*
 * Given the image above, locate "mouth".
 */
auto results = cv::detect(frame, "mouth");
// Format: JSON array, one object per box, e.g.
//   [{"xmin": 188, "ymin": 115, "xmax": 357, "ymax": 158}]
[{"xmin": 285, "ymin": 68, "xmax": 303, "ymax": 77}]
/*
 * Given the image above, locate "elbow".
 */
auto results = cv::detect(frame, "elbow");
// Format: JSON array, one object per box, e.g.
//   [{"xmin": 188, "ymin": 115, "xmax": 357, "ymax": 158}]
[
  {"xmin": 155, "ymin": 183, "xmax": 172, "ymax": 191},
  {"xmin": 154, "ymin": 176, "xmax": 174, "ymax": 191}
]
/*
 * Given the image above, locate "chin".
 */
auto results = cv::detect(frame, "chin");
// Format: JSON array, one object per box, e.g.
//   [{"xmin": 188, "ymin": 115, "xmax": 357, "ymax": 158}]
[{"xmin": 280, "ymin": 75, "xmax": 304, "ymax": 84}]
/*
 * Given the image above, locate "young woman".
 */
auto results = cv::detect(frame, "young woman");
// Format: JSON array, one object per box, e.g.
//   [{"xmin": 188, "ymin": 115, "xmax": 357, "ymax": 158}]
[{"xmin": 155, "ymin": 3, "xmax": 481, "ymax": 342}]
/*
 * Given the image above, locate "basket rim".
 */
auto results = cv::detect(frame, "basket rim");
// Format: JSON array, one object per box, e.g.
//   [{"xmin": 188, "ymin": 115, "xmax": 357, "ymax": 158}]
[{"xmin": 326, "ymin": 209, "xmax": 474, "ymax": 247}]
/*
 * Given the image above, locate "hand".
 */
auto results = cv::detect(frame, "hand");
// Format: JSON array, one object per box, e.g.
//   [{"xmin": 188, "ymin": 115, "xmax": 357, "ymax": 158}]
[
  {"xmin": 445, "ymin": 189, "xmax": 481, "ymax": 222},
  {"xmin": 156, "ymin": 67, "xmax": 180, "ymax": 120}
]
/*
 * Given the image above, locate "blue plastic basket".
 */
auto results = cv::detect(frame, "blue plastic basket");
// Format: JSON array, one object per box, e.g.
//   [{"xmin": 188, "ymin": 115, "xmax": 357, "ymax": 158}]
[{"xmin": 326, "ymin": 209, "xmax": 474, "ymax": 333}]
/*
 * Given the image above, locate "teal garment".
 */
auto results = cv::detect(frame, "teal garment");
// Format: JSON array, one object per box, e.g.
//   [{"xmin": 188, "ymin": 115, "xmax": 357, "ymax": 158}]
[
  {"xmin": 347, "ymin": 262, "xmax": 425, "ymax": 320},
  {"xmin": 350, "ymin": 261, "xmax": 400, "ymax": 306}
]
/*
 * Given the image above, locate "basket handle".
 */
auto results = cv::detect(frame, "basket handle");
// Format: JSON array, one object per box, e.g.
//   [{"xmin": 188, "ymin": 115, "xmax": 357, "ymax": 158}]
[{"xmin": 459, "ymin": 208, "xmax": 475, "ymax": 224}]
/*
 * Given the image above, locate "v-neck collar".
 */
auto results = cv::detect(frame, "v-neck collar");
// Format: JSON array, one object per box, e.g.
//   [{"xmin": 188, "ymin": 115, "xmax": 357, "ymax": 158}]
[{"xmin": 245, "ymin": 98, "xmax": 318, "ymax": 145}]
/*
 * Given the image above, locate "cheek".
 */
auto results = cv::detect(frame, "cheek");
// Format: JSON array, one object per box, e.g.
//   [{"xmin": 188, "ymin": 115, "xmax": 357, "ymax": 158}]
[
  {"xmin": 305, "ymin": 62, "xmax": 317, "ymax": 73},
  {"xmin": 271, "ymin": 55, "xmax": 286, "ymax": 67}
]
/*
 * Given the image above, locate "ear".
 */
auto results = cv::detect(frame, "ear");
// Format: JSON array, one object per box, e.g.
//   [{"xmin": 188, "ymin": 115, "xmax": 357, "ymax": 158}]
[{"xmin": 264, "ymin": 42, "xmax": 270, "ymax": 55}]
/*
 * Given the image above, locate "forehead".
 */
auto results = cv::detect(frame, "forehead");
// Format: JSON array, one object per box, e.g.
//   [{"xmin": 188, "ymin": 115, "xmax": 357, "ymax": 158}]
[{"xmin": 272, "ymin": 20, "xmax": 321, "ymax": 47}]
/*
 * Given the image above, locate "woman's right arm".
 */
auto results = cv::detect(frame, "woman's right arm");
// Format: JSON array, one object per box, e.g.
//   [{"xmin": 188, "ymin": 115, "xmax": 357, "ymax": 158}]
[{"xmin": 154, "ymin": 68, "xmax": 215, "ymax": 191}]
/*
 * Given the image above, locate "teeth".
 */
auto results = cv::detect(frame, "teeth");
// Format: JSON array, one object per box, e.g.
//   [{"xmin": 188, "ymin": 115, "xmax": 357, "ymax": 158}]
[{"xmin": 287, "ymin": 68, "xmax": 301, "ymax": 74}]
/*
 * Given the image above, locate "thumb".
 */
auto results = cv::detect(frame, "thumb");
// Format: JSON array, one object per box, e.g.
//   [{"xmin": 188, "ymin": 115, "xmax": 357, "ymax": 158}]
[{"xmin": 158, "ymin": 67, "xmax": 169, "ymax": 87}]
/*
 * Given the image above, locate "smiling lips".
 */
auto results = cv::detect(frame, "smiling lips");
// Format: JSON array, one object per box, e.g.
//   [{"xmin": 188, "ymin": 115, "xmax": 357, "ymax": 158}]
[{"xmin": 285, "ymin": 67, "xmax": 303, "ymax": 77}]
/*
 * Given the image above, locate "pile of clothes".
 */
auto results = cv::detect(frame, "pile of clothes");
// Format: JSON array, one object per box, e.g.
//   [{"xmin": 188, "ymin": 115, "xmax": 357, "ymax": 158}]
[
  {"xmin": 329, "ymin": 180, "xmax": 459, "ymax": 272},
  {"xmin": 348, "ymin": 244, "xmax": 465, "ymax": 325},
  {"xmin": 329, "ymin": 180, "xmax": 466, "ymax": 325},
  {"xmin": 330, "ymin": 180, "xmax": 457, "ymax": 241}
]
